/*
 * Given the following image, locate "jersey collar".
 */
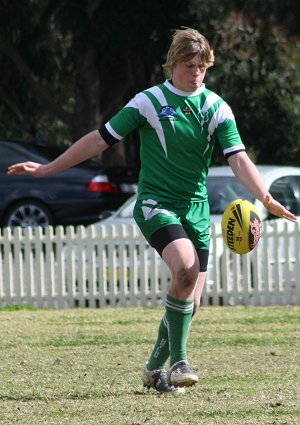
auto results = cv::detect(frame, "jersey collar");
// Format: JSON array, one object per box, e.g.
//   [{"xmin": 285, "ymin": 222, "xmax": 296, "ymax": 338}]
[{"xmin": 164, "ymin": 79, "xmax": 206, "ymax": 97}]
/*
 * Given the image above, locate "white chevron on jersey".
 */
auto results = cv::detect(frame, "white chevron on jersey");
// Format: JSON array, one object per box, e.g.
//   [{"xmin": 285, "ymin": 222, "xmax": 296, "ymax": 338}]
[{"xmin": 125, "ymin": 91, "xmax": 169, "ymax": 156}]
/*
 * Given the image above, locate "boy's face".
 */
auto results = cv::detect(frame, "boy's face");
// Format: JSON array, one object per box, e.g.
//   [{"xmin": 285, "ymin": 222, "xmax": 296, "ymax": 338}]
[{"xmin": 172, "ymin": 54, "xmax": 207, "ymax": 92}]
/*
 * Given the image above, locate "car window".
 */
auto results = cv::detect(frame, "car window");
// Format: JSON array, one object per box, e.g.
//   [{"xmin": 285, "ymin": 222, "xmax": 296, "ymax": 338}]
[
  {"xmin": 207, "ymin": 177, "xmax": 254, "ymax": 214},
  {"xmin": 0, "ymin": 145, "xmax": 30, "ymax": 168},
  {"xmin": 19, "ymin": 144, "xmax": 63, "ymax": 161},
  {"xmin": 269, "ymin": 176, "xmax": 299, "ymax": 215},
  {"xmin": 294, "ymin": 176, "xmax": 300, "ymax": 198},
  {"xmin": 0, "ymin": 142, "xmax": 101, "ymax": 170},
  {"xmin": 0, "ymin": 143, "xmax": 58, "ymax": 168},
  {"xmin": 24, "ymin": 144, "xmax": 100, "ymax": 168}
]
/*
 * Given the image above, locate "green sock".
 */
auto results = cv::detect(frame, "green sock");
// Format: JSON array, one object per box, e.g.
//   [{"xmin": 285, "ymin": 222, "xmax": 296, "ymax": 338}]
[
  {"xmin": 147, "ymin": 313, "xmax": 170, "ymax": 370},
  {"xmin": 166, "ymin": 294, "xmax": 194, "ymax": 366}
]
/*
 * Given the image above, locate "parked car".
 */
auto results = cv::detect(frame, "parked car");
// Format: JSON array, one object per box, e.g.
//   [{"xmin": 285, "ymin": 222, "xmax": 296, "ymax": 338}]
[
  {"xmin": 98, "ymin": 165, "xmax": 300, "ymax": 225},
  {"xmin": 0, "ymin": 140, "xmax": 137, "ymax": 228}
]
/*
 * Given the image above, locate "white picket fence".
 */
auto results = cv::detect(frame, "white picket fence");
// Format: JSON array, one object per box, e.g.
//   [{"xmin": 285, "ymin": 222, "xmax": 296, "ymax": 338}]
[{"xmin": 0, "ymin": 221, "xmax": 299, "ymax": 309}]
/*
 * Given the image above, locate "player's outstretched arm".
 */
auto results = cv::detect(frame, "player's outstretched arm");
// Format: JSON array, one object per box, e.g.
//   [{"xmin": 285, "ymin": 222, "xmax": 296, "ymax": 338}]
[
  {"xmin": 228, "ymin": 152, "xmax": 297, "ymax": 222},
  {"xmin": 7, "ymin": 130, "xmax": 109, "ymax": 178}
]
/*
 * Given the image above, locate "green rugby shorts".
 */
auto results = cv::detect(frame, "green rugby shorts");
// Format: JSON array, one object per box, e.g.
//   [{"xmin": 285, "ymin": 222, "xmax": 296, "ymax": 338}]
[{"xmin": 133, "ymin": 198, "xmax": 211, "ymax": 250}]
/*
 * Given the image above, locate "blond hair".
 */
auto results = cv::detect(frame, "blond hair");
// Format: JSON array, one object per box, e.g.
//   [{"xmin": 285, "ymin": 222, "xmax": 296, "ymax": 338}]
[{"xmin": 163, "ymin": 28, "xmax": 215, "ymax": 77}]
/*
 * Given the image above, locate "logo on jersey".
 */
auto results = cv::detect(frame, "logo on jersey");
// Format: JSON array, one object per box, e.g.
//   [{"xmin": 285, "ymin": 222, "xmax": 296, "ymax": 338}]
[
  {"xmin": 182, "ymin": 107, "xmax": 192, "ymax": 115},
  {"xmin": 158, "ymin": 106, "xmax": 178, "ymax": 121}
]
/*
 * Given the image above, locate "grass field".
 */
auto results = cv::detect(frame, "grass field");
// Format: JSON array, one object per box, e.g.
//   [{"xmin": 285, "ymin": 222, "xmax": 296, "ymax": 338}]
[{"xmin": 0, "ymin": 305, "xmax": 299, "ymax": 425}]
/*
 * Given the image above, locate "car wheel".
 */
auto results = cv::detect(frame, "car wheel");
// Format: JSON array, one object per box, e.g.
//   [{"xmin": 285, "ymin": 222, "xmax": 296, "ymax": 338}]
[{"xmin": 3, "ymin": 201, "xmax": 54, "ymax": 228}]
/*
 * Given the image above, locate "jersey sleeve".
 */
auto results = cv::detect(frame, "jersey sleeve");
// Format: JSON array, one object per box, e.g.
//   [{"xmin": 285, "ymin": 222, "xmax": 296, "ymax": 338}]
[
  {"xmin": 213, "ymin": 102, "xmax": 245, "ymax": 158},
  {"xmin": 99, "ymin": 96, "xmax": 147, "ymax": 146}
]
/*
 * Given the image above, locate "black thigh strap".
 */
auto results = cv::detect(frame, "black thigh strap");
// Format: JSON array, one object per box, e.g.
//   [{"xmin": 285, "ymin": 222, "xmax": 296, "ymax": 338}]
[
  {"xmin": 149, "ymin": 224, "xmax": 188, "ymax": 257},
  {"xmin": 195, "ymin": 248, "xmax": 209, "ymax": 272}
]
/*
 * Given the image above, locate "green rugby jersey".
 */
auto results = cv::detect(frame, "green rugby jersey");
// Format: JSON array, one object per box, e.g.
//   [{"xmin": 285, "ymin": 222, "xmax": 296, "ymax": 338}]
[{"xmin": 100, "ymin": 80, "xmax": 245, "ymax": 202}]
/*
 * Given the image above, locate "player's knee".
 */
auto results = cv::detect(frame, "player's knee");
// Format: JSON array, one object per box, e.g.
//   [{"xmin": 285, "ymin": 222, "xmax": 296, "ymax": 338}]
[{"xmin": 175, "ymin": 263, "xmax": 199, "ymax": 290}]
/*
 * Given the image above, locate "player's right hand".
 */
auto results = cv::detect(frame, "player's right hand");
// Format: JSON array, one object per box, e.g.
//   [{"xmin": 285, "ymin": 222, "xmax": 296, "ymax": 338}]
[{"xmin": 7, "ymin": 161, "xmax": 48, "ymax": 178}]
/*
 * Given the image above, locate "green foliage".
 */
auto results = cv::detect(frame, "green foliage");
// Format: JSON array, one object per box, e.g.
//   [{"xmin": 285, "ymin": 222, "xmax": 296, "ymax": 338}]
[
  {"xmin": 190, "ymin": 0, "xmax": 300, "ymax": 164},
  {"xmin": 0, "ymin": 306, "xmax": 299, "ymax": 424},
  {"xmin": 0, "ymin": 0, "xmax": 73, "ymax": 144},
  {"xmin": 211, "ymin": 16, "xmax": 300, "ymax": 164}
]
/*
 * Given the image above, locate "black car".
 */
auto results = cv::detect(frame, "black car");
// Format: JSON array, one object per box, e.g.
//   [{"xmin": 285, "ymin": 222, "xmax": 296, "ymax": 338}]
[{"xmin": 0, "ymin": 140, "xmax": 137, "ymax": 228}]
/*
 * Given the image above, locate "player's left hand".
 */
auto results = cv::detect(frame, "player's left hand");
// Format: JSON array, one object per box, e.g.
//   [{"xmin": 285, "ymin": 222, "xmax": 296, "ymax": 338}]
[{"xmin": 263, "ymin": 193, "xmax": 297, "ymax": 222}]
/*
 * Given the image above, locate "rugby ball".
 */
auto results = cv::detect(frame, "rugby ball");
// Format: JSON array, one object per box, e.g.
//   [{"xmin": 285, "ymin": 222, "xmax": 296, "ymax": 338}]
[{"xmin": 221, "ymin": 199, "xmax": 262, "ymax": 255}]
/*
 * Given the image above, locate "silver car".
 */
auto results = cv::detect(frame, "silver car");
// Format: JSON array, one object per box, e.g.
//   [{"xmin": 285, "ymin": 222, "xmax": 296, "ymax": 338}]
[{"xmin": 99, "ymin": 165, "xmax": 300, "ymax": 225}]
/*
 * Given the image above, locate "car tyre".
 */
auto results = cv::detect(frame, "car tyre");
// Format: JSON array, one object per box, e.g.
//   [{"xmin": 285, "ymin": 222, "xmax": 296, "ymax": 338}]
[{"xmin": 2, "ymin": 200, "xmax": 54, "ymax": 228}]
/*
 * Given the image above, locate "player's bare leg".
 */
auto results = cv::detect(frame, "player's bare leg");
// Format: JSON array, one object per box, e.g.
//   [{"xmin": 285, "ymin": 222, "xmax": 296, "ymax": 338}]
[{"xmin": 162, "ymin": 238, "xmax": 200, "ymax": 387}]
